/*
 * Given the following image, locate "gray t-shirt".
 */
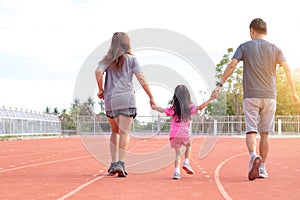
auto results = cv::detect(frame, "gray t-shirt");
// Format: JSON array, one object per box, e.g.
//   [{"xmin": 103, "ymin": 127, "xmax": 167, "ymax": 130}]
[
  {"xmin": 97, "ymin": 54, "xmax": 142, "ymax": 111},
  {"xmin": 233, "ymin": 39, "xmax": 286, "ymax": 99}
]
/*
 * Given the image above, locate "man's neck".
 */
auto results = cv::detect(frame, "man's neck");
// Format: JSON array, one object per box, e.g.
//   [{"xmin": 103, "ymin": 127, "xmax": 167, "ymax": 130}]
[{"xmin": 252, "ymin": 34, "xmax": 265, "ymax": 40}]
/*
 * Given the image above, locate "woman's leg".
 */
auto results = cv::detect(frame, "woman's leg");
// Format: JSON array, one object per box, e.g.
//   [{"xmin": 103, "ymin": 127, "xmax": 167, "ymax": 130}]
[
  {"xmin": 117, "ymin": 115, "xmax": 133, "ymax": 162},
  {"xmin": 107, "ymin": 117, "xmax": 120, "ymax": 162}
]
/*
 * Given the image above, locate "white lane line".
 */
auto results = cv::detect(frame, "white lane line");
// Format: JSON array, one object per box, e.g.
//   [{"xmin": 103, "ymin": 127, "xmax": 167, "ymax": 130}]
[
  {"xmin": 57, "ymin": 174, "xmax": 106, "ymax": 200},
  {"xmin": 0, "ymin": 148, "xmax": 83, "ymax": 159},
  {"xmin": 0, "ymin": 156, "xmax": 91, "ymax": 173},
  {"xmin": 214, "ymin": 152, "xmax": 247, "ymax": 200}
]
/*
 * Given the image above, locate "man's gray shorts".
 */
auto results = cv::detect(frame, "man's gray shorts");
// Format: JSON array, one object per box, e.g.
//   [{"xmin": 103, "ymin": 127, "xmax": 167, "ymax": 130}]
[{"xmin": 243, "ymin": 98, "xmax": 276, "ymax": 133}]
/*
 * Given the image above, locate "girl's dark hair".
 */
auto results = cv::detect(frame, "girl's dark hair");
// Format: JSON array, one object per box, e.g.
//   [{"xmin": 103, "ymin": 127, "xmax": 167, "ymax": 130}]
[
  {"xmin": 100, "ymin": 32, "xmax": 133, "ymax": 70},
  {"xmin": 171, "ymin": 85, "xmax": 192, "ymax": 122},
  {"xmin": 249, "ymin": 18, "xmax": 267, "ymax": 35}
]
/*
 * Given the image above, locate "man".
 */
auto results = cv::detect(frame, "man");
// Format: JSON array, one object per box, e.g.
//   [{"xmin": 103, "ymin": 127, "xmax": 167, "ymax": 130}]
[{"xmin": 213, "ymin": 18, "xmax": 299, "ymax": 181}]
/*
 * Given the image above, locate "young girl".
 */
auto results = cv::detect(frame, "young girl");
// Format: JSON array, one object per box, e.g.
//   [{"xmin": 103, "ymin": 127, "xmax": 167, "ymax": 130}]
[
  {"xmin": 95, "ymin": 32, "xmax": 155, "ymax": 177},
  {"xmin": 152, "ymin": 85, "xmax": 212, "ymax": 179}
]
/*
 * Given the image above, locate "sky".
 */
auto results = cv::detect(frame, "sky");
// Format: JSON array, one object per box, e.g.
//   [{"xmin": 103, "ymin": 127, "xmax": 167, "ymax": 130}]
[{"xmin": 0, "ymin": 0, "xmax": 299, "ymax": 115}]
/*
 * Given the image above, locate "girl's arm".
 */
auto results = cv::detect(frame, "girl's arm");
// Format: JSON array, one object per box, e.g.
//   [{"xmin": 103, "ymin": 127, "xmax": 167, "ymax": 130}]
[{"xmin": 152, "ymin": 105, "xmax": 165, "ymax": 113}]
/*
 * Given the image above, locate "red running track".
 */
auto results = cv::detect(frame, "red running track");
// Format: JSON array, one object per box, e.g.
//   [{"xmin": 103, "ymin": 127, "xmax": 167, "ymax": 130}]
[{"xmin": 0, "ymin": 136, "xmax": 299, "ymax": 200}]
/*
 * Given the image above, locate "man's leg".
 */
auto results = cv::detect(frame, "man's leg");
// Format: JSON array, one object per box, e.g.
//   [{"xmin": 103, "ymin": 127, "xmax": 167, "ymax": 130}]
[
  {"xmin": 257, "ymin": 98, "xmax": 275, "ymax": 178},
  {"xmin": 243, "ymin": 98, "xmax": 262, "ymax": 181},
  {"xmin": 259, "ymin": 132, "xmax": 269, "ymax": 163},
  {"xmin": 246, "ymin": 132, "xmax": 262, "ymax": 181},
  {"xmin": 258, "ymin": 132, "xmax": 269, "ymax": 178},
  {"xmin": 246, "ymin": 132, "xmax": 257, "ymax": 154}
]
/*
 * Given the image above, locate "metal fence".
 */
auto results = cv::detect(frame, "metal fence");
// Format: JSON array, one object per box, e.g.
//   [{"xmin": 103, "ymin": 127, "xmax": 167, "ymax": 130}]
[
  {"xmin": 76, "ymin": 115, "xmax": 300, "ymax": 136},
  {"xmin": 0, "ymin": 108, "xmax": 61, "ymax": 136}
]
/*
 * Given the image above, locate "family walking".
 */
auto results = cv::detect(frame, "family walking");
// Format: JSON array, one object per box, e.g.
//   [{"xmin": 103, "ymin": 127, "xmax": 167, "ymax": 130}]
[{"xmin": 95, "ymin": 18, "xmax": 299, "ymax": 180}]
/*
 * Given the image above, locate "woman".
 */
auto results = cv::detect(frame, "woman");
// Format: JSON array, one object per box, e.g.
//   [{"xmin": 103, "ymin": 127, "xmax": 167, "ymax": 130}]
[{"xmin": 95, "ymin": 32, "xmax": 155, "ymax": 177}]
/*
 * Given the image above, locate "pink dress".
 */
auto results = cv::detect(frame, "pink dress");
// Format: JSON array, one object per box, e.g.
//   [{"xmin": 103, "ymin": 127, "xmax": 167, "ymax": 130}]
[{"xmin": 164, "ymin": 105, "xmax": 198, "ymax": 148}]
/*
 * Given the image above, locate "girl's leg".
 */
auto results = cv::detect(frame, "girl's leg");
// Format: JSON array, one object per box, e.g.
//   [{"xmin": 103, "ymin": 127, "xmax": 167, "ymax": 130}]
[
  {"xmin": 183, "ymin": 142, "xmax": 194, "ymax": 174},
  {"xmin": 184, "ymin": 142, "xmax": 192, "ymax": 161},
  {"xmin": 174, "ymin": 148, "xmax": 182, "ymax": 169},
  {"xmin": 173, "ymin": 147, "xmax": 182, "ymax": 179}
]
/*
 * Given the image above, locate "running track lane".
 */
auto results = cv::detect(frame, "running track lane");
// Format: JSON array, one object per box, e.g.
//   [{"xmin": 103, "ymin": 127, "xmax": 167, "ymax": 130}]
[{"xmin": 1, "ymin": 136, "xmax": 300, "ymax": 199}]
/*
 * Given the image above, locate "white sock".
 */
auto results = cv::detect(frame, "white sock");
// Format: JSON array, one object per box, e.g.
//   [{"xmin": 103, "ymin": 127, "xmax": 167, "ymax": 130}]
[
  {"xmin": 260, "ymin": 163, "xmax": 266, "ymax": 169},
  {"xmin": 184, "ymin": 158, "xmax": 190, "ymax": 165},
  {"xmin": 250, "ymin": 152, "xmax": 256, "ymax": 158},
  {"xmin": 174, "ymin": 168, "xmax": 180, "ymax": 174}
]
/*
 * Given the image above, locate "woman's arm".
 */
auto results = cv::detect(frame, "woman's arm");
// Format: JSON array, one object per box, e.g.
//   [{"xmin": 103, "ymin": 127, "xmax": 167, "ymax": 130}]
[
  {"xmin": 152, "ymin": 105, "xmax": 165, "ymax": 113},
  {"xmin": 135, "ymin": 72, "xmax": 155, "ymax": 106},
  {"xmin": 95, "ymin": 68, "xmax": 105, "ymax": 99}
]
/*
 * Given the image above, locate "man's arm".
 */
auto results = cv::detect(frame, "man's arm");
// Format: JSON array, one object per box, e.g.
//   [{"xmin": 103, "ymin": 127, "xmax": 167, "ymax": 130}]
[
  {"xmin": 280, "ymin": 61, "xmax": 300, "ymax": 104},
  {"xmin": 220, "ymin": 58, "xmax": 239, "ymax": 84},
  {"xmin": 211, "ymin": 59, "xmax": 239, "ymax": 99}
]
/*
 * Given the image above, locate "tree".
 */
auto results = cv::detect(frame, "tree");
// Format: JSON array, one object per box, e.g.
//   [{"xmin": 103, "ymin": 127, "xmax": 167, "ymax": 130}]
[
  {"xmin": 276, "ymin": 67, "xmax": 300, "ymax": 115},
  {"xmin": 86, "ymin": 97, "xmax": 95, "ymax": 109},
  {"xmin": 45, "ymin": 106, "xmax": 51, "ymax": 114},
  {"xmin": 98, "ymin": 99, "xmax": 105, "ymax": 115},
  {"xmin": 70, "ymin": 98, "xmax": 80, "ymax": 116},
  {"xmin": 53, "ymin": 107, "xmax": 59, "ymax": 115},
  {"xmin": 213, "ymin": 48, "xmax": 243, "ymax": 116},
  {"xmin": 59, "ymin": 109, "xmax": 76, "ymax": 131}
]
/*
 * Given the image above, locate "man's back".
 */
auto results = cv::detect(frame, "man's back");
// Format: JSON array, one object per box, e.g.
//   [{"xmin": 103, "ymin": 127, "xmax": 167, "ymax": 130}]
[{"xmin": 233, "ymin": 38, "xmax": 286, "ymax": 99}]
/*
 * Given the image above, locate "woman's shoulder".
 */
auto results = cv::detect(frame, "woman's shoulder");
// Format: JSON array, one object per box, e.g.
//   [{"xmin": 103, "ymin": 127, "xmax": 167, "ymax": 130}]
[
  {"xmin": 125, "ymin": 54, "xmax": 140, "ymax": 69},
  {"xmin": 125, "ymin": 54, "xmax": 137, "ymax": 60},
  {"xmin": 97, "ymin": 62, "xmax": 108, "ymax": 70}
]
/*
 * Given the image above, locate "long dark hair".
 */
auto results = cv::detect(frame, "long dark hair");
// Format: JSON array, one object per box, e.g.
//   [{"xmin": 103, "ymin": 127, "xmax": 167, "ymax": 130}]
[
  {"xmin": 100, "ymin": 32, "xmax": 133, "ymax": 70},
  {"xmin": 171, "ymin": 85, "xmax": 192, "ymax": 122}
]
